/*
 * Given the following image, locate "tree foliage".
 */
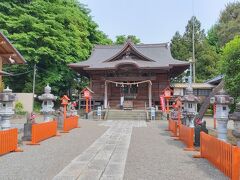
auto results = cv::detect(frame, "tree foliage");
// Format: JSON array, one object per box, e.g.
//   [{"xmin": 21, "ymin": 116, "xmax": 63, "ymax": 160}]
[
  {"xmin": 0, "ymin": 0, "xmax": 112, "ymax": 95},
  {"xmin": 214, "ymin": 2, "xmax": 240, "ymax": 47},
  {"xmin": 115, "ymin": 35, "xmax": 141, "ymax": 45},
  {"xmin": 170, "ymin": 31, "xmax": 189, "ymax": 60},
  {"xmin": 221, "ymin": 36, "xmax": 240, "ymax": 101},
  {"xmin": 171, "ymin": 16, "xmax": 220, "ymax": 82}
]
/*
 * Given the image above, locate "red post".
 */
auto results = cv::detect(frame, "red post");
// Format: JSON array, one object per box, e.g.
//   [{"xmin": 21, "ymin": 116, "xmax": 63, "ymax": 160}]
[
  {"xmin": 86, "ymin": 97, "xmax": 89, "ymax": 113},
  {"xmin": 61, "ymin": 95, "xmax": 70, "ymax": 120},
  {"xmin": 166, "ymin": 99, "xmax": 170, "ymax": 114}
]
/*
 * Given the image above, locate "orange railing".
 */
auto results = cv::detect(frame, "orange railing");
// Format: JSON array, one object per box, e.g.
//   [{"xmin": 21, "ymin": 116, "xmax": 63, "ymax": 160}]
[
  {"xmin": 63, "ymin": 116, "xmax": 79, "ymax": 132},
  {"xmin": 179, "ymin": 124, "xmax": 195, "ymax": 151},
  {"xmin": 195, "ymin": 132, "xmax": 240, "ymax": 180},
  {"xmin": 0, "ymin": 128, "xmax": 22, "ymax": 155},
  {"xmin": 169, "ymin": 119, "xmax": 177, "ymax": 137},
  {"xmin": 29, "ymin": 121, "xmax": 57, "ymax": 145}
]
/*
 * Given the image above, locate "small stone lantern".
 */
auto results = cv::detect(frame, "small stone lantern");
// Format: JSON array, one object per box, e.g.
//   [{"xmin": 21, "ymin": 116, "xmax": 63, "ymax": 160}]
[
  {"xmin": 38, "ymin": 84, "xmax": 57, "ymax": 122},
  {"xmin": 229, "ymin": 102, "xmax": 240, "ymax": 146},
  {"xmin": 0, "ymin": 86, "xmax": 16, "ymax": 130},
  {"xmin": 210, "ymin": 89, "xmax": 234, "ymax": 141},
  {"xmin": 181, "ymin": 84, "xmax": 199, "ymax": 128}
]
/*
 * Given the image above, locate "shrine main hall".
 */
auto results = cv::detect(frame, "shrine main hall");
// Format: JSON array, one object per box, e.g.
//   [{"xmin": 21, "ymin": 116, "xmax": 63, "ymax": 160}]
[{"xmin": 69, "ymin": 40, "xmax": 189, "ymax": 109}]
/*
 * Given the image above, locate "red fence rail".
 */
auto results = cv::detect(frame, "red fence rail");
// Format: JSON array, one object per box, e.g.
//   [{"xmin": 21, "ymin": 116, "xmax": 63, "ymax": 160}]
[
  {"xmin": 29, "ymin": 121, "xmax": 57, "ymax": 145},
  {"xmin": 63, "ymin": 116, "xmax": 79, "ymax": 132},
  {"xmin": 195, "ymin": 132, "xmax": 240, "ymax": 180},
  {"xmin": 169, "ymin": 119, "xmax": 177, "ymax": 137},
  {"xmin": 0, "ymin": 128, "xmax": 22, "ymax": 155},
  {"xmin": 179, "ymin": 124, "xmax": 195, "ymax": 151}
]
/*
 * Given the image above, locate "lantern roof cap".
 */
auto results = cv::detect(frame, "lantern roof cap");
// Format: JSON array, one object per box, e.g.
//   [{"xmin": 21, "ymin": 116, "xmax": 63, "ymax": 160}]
[
  {"xmin": 80, "ymin": 86, "xmax": 94, "ymax": 94},
  {"xmin": 162, "ymin": 86, "xmax": 173, "ymax": 93},
  {"xmin": 61, "ymin": 95, "xmax": 70, "ymax": 101},
  {"xmin": 3, "ymin": 86, "xmax": 12, "ymax": 93}
]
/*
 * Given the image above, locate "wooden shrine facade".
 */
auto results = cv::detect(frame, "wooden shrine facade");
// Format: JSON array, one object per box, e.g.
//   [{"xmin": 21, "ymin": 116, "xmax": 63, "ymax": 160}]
[{"xmin": 69, "ymin": 40, "xmax": 189, "ymax": 109}]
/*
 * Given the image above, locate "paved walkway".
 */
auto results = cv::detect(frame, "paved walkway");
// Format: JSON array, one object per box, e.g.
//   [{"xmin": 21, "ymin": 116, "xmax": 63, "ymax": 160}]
[
  {"xmin": 0, "ymin": 119, "xmax": 228, "ymax": 180},
  {"xmin": 0, "ymin": 120, "xmax": 107, "ymax": 180},
  {"xmin": 54, "ymin": 120, "xmax": 147, "ymax": 180}
]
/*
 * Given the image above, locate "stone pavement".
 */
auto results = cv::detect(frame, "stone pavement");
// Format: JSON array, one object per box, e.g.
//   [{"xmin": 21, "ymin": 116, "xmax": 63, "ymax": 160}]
[
  {"xmin": 53, "ymin": 120, "xmax": 147, "ymax": 180},
  {"xmin": 0, "ymin": 119, "xmax": 228, "ymax": 180},
  {"xmin": 54, "ymin": 120, "xmax": 227, "ymax": 180}
]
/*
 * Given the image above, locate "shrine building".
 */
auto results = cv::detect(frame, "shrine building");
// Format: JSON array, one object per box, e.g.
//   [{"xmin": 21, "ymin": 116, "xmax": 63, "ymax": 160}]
[{"xmin": 69, "ymin": 40, "xmax": 189, "ymax": 109}]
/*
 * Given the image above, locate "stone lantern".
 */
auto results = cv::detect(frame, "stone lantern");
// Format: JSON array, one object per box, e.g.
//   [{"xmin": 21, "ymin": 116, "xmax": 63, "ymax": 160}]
[
  {"xmin": 210, "ymin": 89, "xmax": 234, "ymax": 141},
  {"xmin": 38, "ymin": 84, "xmax": 57, "ymax": 122},
  {"xmin": 229, "ymin": 102, "xmax": 240, "ymax": 146},
  {"xmin": 181, "ymin": 83, "xmax": 199, "ymax": 128},
  {"xmin": 0, "ymin": 86, "xmax": 16, "ymax": 130}
]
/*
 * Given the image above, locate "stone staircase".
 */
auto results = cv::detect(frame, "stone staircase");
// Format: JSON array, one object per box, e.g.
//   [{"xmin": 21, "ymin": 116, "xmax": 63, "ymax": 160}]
[{"xmin": 107, "ymin": 110, "xmax": 147, "ymax": 121}]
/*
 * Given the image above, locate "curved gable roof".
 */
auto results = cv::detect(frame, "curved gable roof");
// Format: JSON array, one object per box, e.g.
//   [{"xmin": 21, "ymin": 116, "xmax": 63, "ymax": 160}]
[
  {"xmin": 69, "ymin": 42, "xmax": 189, "ymax": 73},
  {"xmin": 104, "ymin": 41, "xmax": 155, "ymax": 62}
]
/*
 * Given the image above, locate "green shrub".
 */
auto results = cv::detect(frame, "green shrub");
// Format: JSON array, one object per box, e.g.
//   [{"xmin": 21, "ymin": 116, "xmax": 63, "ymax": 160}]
[
  {"xmin": 206, "ymin": 109, "xmax": 213, "ymax": 115},
  {"xmin": 33, "ymin": 101, "xmax": 41, "ymax": 113},
  {"xmin": 15, "ymin": 101, "xmax": 27, "ymax": 115}
]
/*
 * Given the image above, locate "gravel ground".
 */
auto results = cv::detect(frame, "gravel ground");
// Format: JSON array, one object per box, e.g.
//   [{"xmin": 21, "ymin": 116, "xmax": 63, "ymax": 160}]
[
  {"xmin": 0, "ymin": 120, "xmax": 107, "ymax": 180},
  {"xmin": 124, "ymin": 120, "xmax": 228, "ymax": 180}
]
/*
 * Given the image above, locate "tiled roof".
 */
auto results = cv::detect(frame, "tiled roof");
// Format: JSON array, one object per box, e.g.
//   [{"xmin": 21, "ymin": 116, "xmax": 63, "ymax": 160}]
[
  {"xmin": 171, "ymin": 83, "xmax": 215, "ymax": 89},
  {"xmin": 69, "ymin": 41, "xmax": 189, "ymax": 71}
]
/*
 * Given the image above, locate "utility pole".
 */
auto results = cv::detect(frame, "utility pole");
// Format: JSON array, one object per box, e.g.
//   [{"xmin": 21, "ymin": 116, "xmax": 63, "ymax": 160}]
[
  {"xmin": 32, "ymin": 64, "xmax": 36, "ymax": 112},
  {"xmin": 192, "ymin": 0, "xmax": 196, "ymax": 83}
]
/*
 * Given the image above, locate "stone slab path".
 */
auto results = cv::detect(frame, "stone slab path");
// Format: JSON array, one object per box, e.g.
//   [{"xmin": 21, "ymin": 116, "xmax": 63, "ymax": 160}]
[{"xmin": 53, "ymin": 120, "xmax": 147, "ymax": 180}]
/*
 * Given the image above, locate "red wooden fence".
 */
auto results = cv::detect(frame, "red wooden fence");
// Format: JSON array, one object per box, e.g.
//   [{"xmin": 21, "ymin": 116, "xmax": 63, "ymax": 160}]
[
  {"xmin": 62, "ymin": 116, "xmax": 79, "ymax": 133},
  {"xmin": 179, "ymin": 124, "xmax": 195, "ymax": 151},
  {"xmin": 195, "ymin": 132, "xmax": 240, "ymax": 180},
  {"xmin": 28, "ymin": 121, "xmax": 57, "ymax": 145},
  {"xmin": 169, "ymin": 119, "xmax": 177, "ymax": 137},
  {"xmin": 0, "ymin": 128, "xmax": 22, "ymax": 155}
]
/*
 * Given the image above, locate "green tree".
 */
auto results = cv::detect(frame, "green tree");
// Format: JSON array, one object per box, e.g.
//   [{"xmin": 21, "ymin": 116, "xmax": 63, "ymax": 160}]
[
  {"xmin": 215, "ymin": 2, "xmax": 240, "ymax": 47},
  {"xmin": 0, "ymin": 0, "xmax": 111, "ymax": 96},
  {"xmin": 115, "ymin": 35, "xmax": 140, "ymax": 44},
  {"xmin": 170, "ymin": 31, "xmax": 189, "ymax": 60},
  {"xmin": 183, "ymin": 16, "xmax": 205, "ymax": 48},
  {"xmin": 221, "ymin": 36, "xmax": 240, "ymax": 102},
  {"xmin": 195, "ymin": 40, "xmax": 220, "ymax": 81}
]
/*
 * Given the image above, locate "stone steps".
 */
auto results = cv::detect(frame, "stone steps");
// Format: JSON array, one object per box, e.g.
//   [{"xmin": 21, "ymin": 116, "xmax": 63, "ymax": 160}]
[{"xmin": 107, "ymin": 110, "xmax": 146, "ymax": 120}]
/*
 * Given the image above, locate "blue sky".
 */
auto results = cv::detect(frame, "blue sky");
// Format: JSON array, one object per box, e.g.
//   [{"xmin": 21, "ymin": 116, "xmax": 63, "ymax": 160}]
[{"xmin": 81, "ymin": 0, "xmax": 237, "ymax": 43}]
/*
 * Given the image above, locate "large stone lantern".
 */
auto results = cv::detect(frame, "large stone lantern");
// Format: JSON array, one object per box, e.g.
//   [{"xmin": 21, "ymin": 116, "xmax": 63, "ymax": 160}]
[
  {"xmin": 210, "ymin": 89, "xmax": 234, "ymax": 141},
  {"xmin": 229, "ymin": 102, "xmax": 240, "ymax": 146},
  {"xmin": 181, "ymin": 83, "xmax": 199, "ymax": 128},
  {"xmin": 38, "ymin": 84, "xmax": 57, "ymax": 122},
  {"xmin": 0, "ymin": 87, "xmax": 16, "ymax": 130}
]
